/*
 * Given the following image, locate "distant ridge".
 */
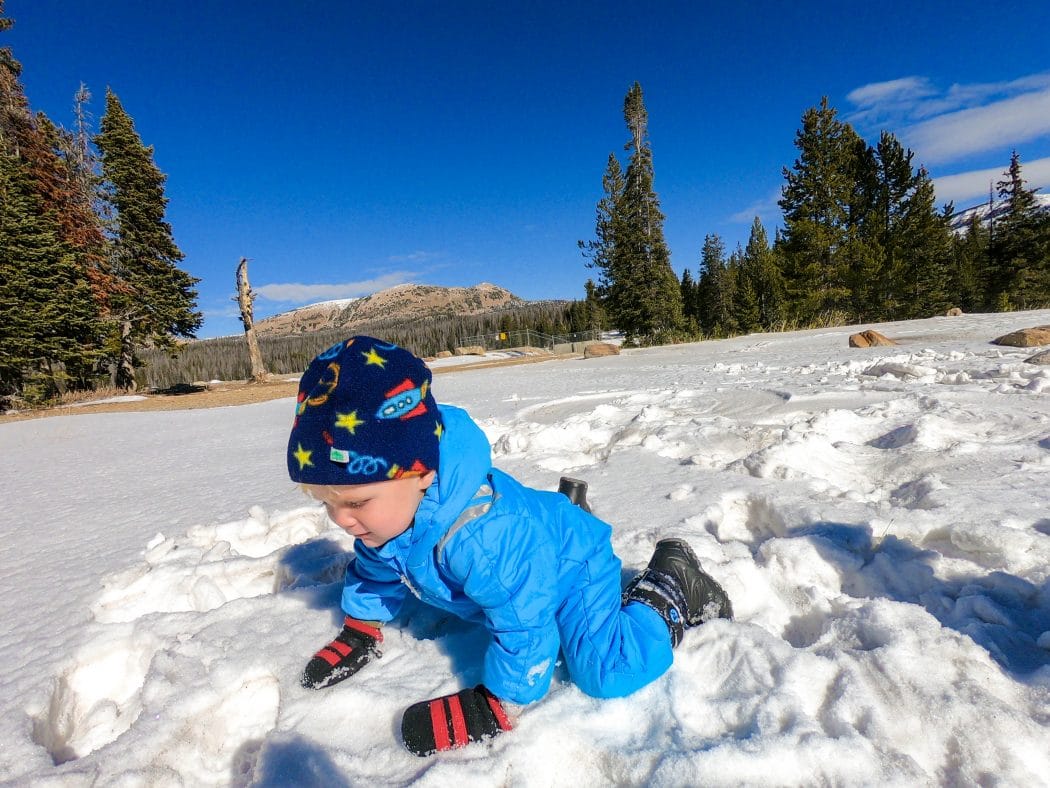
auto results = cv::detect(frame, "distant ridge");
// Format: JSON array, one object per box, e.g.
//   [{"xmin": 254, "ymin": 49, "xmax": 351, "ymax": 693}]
[
  {"xmin": 255, "ymin": 282, "xmax": 526, "ymax": 336},
  {"xmin": 948, "ymin": 192, "xmax": 1050, "ymax": 234}
]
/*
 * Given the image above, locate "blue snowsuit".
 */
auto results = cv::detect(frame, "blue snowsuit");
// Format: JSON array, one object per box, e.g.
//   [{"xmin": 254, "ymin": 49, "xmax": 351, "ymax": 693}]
[{"xmin": 340, "ymin": 405, "xmax": 673, "ymax": 705}]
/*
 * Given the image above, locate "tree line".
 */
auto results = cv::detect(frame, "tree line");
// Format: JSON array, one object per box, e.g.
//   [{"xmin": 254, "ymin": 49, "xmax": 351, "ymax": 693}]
[
  {"xmin": 138, "ymin": 301, "xmax": 587, "ymax": 389},
  {"xmin": 582, "ymin": 89, "xmax": 1050, "ymax": 343},
  {"xmin": 0, "ymin": 2, "xmax": 200, "ymax": 406}
]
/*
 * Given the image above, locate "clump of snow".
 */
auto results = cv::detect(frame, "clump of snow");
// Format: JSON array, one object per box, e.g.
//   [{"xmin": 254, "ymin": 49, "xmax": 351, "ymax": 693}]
[{"xmin": 2, "ymin": 309, "xmax": 1049, "ymax": 785}]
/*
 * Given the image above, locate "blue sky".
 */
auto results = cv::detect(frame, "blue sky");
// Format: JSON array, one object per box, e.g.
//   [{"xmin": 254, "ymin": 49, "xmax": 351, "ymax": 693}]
[{"xmin": 7, "ymin": 1, "xmax": 1050, "ymax": 338}]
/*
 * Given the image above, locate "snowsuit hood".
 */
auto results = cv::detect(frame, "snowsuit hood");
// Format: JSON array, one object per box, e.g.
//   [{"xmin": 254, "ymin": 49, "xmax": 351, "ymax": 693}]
[{"xmin": 409, "ymin": 405, "xmax": 493, "ymax": 556}]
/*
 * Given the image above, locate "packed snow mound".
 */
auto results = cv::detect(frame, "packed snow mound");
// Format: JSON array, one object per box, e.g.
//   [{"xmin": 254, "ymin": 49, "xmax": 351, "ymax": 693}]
[{"xmin": 3, "ymin": 309, "xmax": 1050, "ymax": 785}]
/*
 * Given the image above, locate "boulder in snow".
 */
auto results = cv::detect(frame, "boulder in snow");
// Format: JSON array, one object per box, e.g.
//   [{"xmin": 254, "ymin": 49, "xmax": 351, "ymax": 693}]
[
  {"xmin": 849, "ymin": 330, "xmax": 898, "ymax": 348},
  {"xmin": 992, "ymin": 326, "xmax": 1050, "ymax": 347},
  {"xmin": 584, "ymin": 342, "xmax": 620, "ymax": 358}
]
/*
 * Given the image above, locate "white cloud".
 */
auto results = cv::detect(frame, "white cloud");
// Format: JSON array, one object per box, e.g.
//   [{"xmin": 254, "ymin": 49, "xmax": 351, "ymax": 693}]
[
  {"xmin": 906, "ymin": 87, "xmax": 1050, "ymax": 164},
  {"xmin": 844, "ymin": 77, "xmax": 937, "ymax": 128},
  {"xmin": 387, "ymin": 250, "xmax": 439, "ymax": 263},
  {"xmin": 255, "ymin": 271, "xmax": 415, "ymax": 303},
  {"xmin": 933, "ymin": 156, "xmax": 1050, "ymax": 208},
  {"xmin": 844, "ymin": 71, "xmax": 1050, "ymax": 165},
  {"xmin": 847, "ymin": 76, "xmax": 935, "ymax": 108},
  {"xmin": 202, "ymin": 304, "xmax": 243, "ymax": 319},
  {"xmin": 729, "ymin": 188, "xmax": 782, "ymax": 224}
]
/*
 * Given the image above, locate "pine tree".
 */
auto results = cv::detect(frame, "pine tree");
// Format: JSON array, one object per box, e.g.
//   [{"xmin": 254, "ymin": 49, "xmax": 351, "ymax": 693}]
[
  {"xmin": 698, "ymin": 233, "xmax": 735, "ymax": 336},
  {"xmin": 581, "ymin": 279, "xmax": 606, "ymax": 333},
  {"xmin": 742, "ymin": 217, "xmax": 785, "ymax": 330},
  {"xmin": 897, "ymin": 170, "xmax": 954, "ymax": 317},
  {"xmin": 579, "ymin": 153, "xmax": 628, "ymax": 329},
  {"xmin": 36, "ymin": 109, "xmax": 112, "ymax": 358},
  {"xmin": 0, "ymin": 152, "xmax": 98, "ymax": 400},
  {"xmin": 581, "ymin": 83, "xmax": 683, "ymax": 344},
  {"xmin": 951, "ymin": 214, "xmax": 990, "ymax": 311},
  {"xmin": 837, "ymin": 133, "xmax": 879, "ymax": 321},
  {"xmin": 730, "ymin": 244, "xmax": 760, "ymax": 333},
  {"xmin": 95, "ymin": 89, "xmax": 201, "ymax": 389},
  {"xmin": 989, "ymin": 152, "xmax": 1049, "ymax": 308},
  {"xmin": 0, "ymin": 5, "xmax": 104, "ymax": 398},
  {"xmin": 679, "ymin": 268, "xmax": 700, "ymax": 334},
  {"xmin": 778, "ymin": 98, "xmax": 866, "ymax": 323},
  {"xmin": 619, "ymin": 82, "xmax": 683, "ymax": 342},
  {"xmin": 0, "ymin": 1, "xmax": 21, "ymax": 151}
]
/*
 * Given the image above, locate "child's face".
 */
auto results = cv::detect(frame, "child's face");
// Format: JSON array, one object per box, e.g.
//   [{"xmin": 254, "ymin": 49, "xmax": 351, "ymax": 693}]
[{"xmin": 305, "ymin": 471, "xmax": 436, "ymax": 548}]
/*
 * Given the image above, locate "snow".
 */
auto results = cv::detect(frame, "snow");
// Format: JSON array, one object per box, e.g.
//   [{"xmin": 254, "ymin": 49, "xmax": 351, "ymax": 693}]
[
  {"xmin": 948, "ymin": 192, "xmax": 1050, "ymax": 234},
  {"xmin": 429, "ymin": 349, "xmax": 542, "ymax": 368},
  {"xmin": 2, "ymin": 310, "xmax": 1049, "ymax": 786},
  {"xmin": 67, "ymin": 395, "xmax": 149, "ymax": 407}
]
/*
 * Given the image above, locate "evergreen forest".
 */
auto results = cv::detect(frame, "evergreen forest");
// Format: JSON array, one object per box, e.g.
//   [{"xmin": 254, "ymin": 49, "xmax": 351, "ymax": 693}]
[{"xmin": 581, "ymin": 89, "xmax": 1050, "ymax": 344}]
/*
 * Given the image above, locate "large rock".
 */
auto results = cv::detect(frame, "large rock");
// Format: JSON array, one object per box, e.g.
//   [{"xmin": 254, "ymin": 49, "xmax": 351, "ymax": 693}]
[
  {"xmin": 992, "ymin": 325, "xmax": 1050, "ymax": 347},
  {"xmin": 849, "ymin": 330, "xmax": 898, "ymax": 348},
  {"xmin": 453, "ymin": 345, "xmax": 486, "ymax": 356},
  {"xmin": 435, "ymin": 350, "xmax": 453, "ymax": 359},
  {"xmin": 584, "ymin": 342, "xmax": 620, "ymax": 358},
  {"xmin": 946, "ymin": 307, "xmax": 963, "ymax": 317},
  {"xmin": 1025, "ymin": 349, "xmax": 1050, "ymax": 365}
]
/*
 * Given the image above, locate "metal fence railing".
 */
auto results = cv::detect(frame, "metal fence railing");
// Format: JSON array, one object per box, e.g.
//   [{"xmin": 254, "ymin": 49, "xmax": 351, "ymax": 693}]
[{"xmin": 457, "ymin": 328, "xmax": 602, "ymax": 353}]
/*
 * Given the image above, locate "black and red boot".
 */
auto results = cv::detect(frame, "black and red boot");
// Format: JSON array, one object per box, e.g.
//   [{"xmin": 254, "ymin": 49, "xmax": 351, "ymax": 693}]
[{"xmin": 622, "ymin": 538, "xmax": 733, "ymax": 647}]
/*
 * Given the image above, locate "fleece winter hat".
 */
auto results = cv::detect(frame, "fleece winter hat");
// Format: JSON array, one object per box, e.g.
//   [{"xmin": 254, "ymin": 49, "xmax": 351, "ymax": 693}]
[{"xmin": 287, "ymin": 336, "xmax": 443, "ymax": 486}]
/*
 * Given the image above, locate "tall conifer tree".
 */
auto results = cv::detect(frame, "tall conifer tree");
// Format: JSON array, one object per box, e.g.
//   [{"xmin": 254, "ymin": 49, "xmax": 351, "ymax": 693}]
[
  {"xmin": 96, "ymin": 89, "xmax": 201, "ymax": 388},
  {"xmin": 989, "ymin": 152, "xmax": 1049, "ymax": 308},
  {"xmin": 580, "ymin": 153, "xmax": 628, "ymax": 329},
  {"xmin": 0, "ymin": 4, "xmax": 104, "ymax": 398},
  {"xmin": 698, "ymin": 233, "xmax": 734, "ymax": 336},
  {"xmin": 679, "ymin": 268, "xmax": 700, "ymax": 334},
  {"xmin": 897, "ymin": 170, "xmax": 954, "ymax": 317},
  {"xmin": 581, "ymin": 83, "xmax": 683, "ymax": 344},
  {"xmin": 778, "ymin": 98, "xmax": 865, "ymax": 322},
  {"xmin": 731, "ymin": 248, "xmax": 760, "ymax": 333},
  {"xmin": 0, "ymin": 149, "xmax": 98, "ymax": 398},
  {"xmin": 742, "ymin": 217, "xmax": 785, "ymax": 330},
  {"xmin": 619, "ymin": 82, "xmax": 683, "ymax": 341}
]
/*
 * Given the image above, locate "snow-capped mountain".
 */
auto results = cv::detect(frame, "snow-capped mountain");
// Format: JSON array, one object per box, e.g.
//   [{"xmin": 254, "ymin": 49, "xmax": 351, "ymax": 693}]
[{"xmin": 948, "ymin": 191, "xmax": 1050, "ymax": 234}]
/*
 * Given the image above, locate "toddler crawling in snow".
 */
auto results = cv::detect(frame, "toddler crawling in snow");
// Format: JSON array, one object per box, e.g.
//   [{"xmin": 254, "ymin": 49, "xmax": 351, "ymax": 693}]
[{"xmin": 287, "ymin": 336, "xmax": 733, "ymax": 756}]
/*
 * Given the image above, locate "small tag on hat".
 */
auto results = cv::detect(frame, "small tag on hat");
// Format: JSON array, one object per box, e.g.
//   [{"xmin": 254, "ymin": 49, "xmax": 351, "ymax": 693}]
[{"xmin": 330, "ymin": 448, "xmax": 350, "ymax": 463}]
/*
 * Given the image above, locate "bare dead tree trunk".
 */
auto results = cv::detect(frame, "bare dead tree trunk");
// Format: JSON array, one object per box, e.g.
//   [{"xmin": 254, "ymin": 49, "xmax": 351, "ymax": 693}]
[{"xmin": 235, "ymin": 257, "xmax": 268, "ymax": 382}]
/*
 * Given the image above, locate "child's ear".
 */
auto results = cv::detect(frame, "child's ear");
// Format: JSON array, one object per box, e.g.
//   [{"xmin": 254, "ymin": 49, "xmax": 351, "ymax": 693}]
[{"xmin": 417, "ymin": 470, "xmax": 437, "ymax": 492}]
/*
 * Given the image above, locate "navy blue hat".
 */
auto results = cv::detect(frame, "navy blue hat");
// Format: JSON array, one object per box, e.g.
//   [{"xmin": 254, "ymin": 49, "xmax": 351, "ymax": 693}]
[{"xmin": 288, "ymin": 336, "xmax": 443, "ymax": 485}]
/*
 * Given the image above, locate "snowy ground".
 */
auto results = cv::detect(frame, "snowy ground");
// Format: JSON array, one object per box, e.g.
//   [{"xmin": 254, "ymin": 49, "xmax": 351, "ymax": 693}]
[{"xmin": 2, "ymin": 310, "xmax": 1049, "ymax": 787}]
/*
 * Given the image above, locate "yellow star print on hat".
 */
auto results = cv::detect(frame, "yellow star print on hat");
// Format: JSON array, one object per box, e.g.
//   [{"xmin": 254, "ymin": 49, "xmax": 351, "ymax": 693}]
[
  {"xmin": 293, "ymin": 443, "xmax": 313, "ymax": 470},
  {"xmin": 362, "ymin": 347, "xmax": 387, "ymax": 367},
  {"xmin": 335, "ymin": 410, "xmax": 364, "ymax": 434}
]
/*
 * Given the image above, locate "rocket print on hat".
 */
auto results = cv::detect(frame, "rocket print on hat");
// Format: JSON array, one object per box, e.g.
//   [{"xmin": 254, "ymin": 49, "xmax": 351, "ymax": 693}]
[{"xmin": 376, "ymin": 378, "xmax": 430, "ymax": 420}]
